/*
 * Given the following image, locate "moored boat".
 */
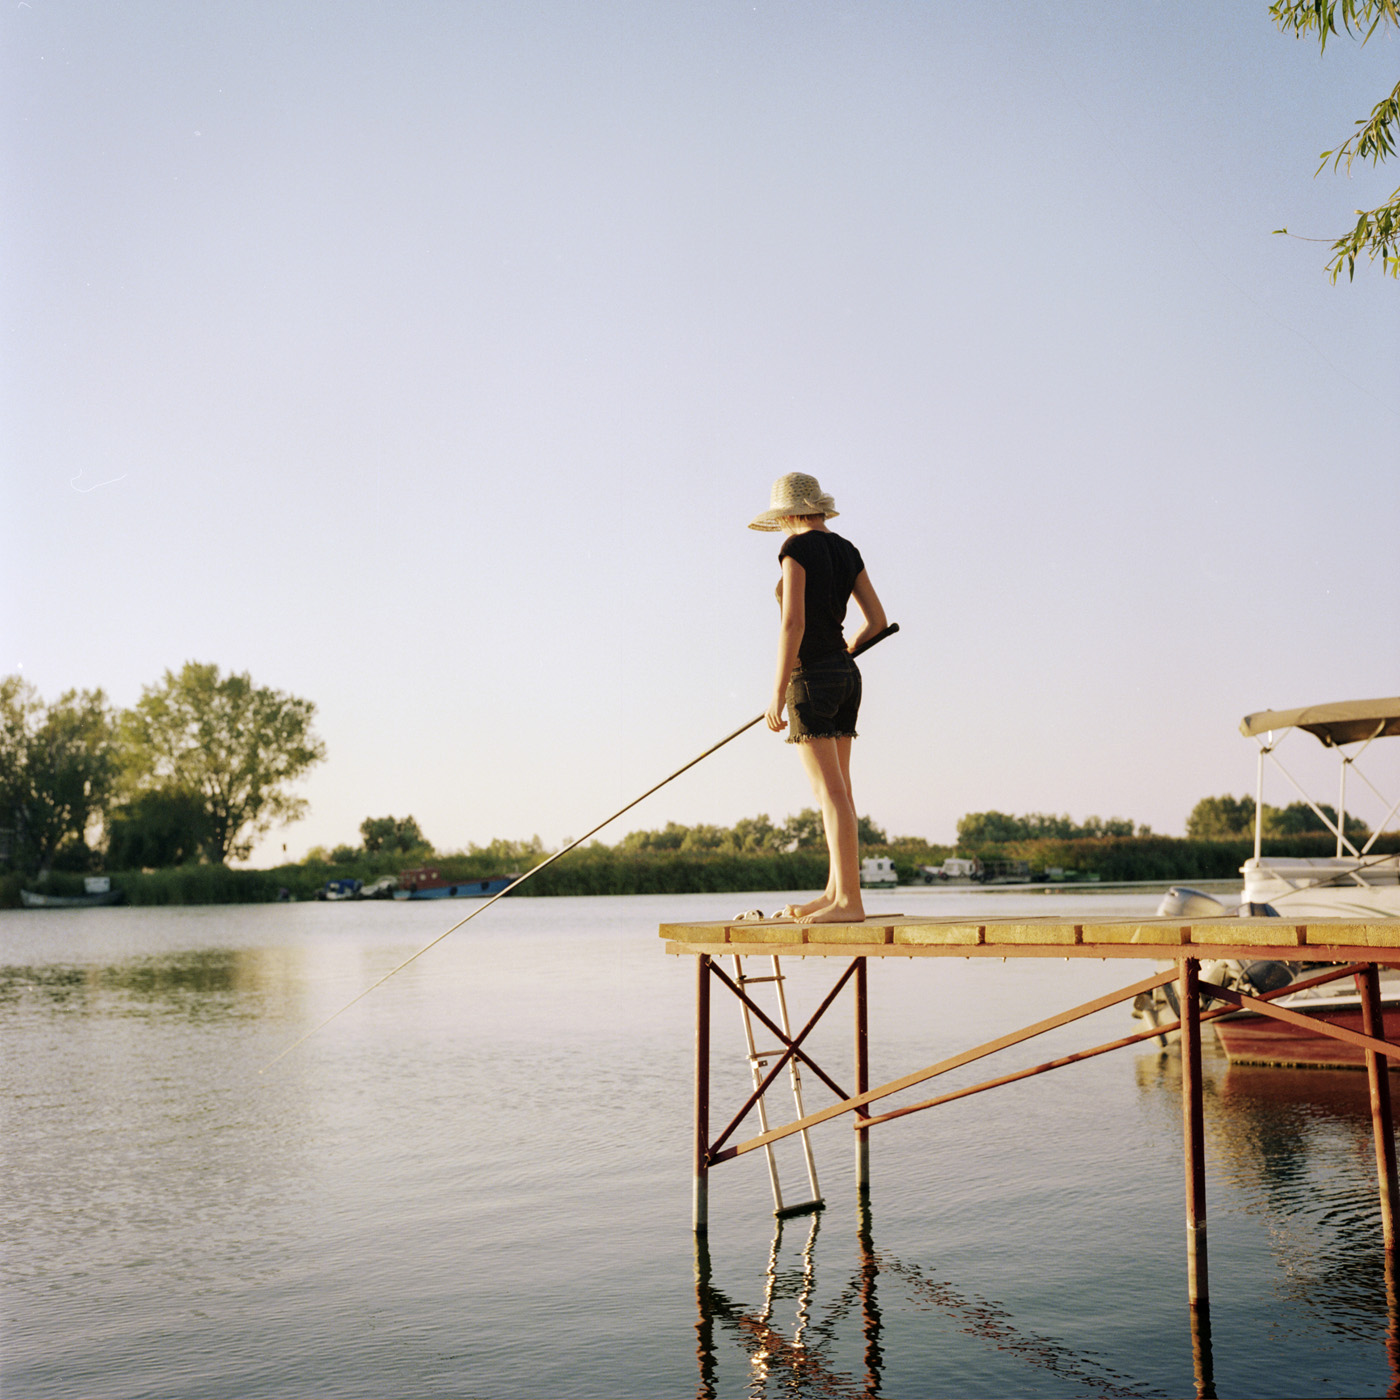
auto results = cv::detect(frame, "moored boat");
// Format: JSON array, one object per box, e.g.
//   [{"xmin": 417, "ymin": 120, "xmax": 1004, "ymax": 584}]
[
  {"xmin": 20, "ymin": 876, "xmax": 123, "ymax": 909},
  {"xmin": 1137, "ymin": 697, "xmax": 1400, "ymax": 1066},
  {"xmin": 318, "ymin": 878, "xmax": 363, "ymax": 901},
  {"xmin": 391, "ymin": 867, "xmax": 519, "ymax": 900},
  {"xmin": 1210, "ymin": 968, "xmax": 1400, "ymax": 1068}
]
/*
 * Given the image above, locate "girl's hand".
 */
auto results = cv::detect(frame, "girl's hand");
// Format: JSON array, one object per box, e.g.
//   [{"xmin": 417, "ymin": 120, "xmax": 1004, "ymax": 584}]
[{"xmin": 766, "ymin": 698, "xmax": 787, "ymax": 732}]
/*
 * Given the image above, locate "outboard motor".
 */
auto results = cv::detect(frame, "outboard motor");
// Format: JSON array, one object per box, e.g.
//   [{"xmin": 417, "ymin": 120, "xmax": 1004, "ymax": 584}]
[
  {"xmin": 1157, "ymin": 886, "xmax": 1229, "ymax": 918},
  {"xmin": 1240, "ymin": 960, "xmax": 1293, "ymax": 995},
  {"xmin": 1198, "ymin": 958, "xmax": 1242, "ymax": 1007}
]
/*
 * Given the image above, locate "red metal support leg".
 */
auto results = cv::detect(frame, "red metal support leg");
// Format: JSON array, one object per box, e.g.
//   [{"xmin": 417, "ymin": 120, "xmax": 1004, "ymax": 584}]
[
  {"xmin": 1180, "ymin": 957, "xmax": 1208, "ymax": 1306},
  {"xmin": 855, "ymin": 957, "xmax": 870, "ymax": 1193},
  {"xmin": 695, "ymin": 954, "xmax": 711, "ymax": 1235},
  {"xmin": 1357, "ymin": 964, "xmax": 1399, "ymax": 1251}
]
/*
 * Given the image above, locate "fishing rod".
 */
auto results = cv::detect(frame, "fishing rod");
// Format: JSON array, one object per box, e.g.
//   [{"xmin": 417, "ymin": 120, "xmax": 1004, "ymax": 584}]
[{"xmin": 261, "ymin": 622, "xmax": 900, "ymax": 1070}]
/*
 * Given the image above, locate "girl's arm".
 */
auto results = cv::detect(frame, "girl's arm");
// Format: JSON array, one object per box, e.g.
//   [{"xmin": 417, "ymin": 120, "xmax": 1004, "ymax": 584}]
[
  {"xmin": 846, "ymin": 570, "xmax": 887, "ymax": 653},
  {"xmin": 766, "ymin": 555, "xmax": 806, "ymax": 732}
]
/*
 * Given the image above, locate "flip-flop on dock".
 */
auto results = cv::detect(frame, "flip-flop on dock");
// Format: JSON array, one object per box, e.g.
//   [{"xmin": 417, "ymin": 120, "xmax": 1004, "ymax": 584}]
[{"xmin": 661, "ymin": 913, "xmax": 1400, "ymax": 1341}]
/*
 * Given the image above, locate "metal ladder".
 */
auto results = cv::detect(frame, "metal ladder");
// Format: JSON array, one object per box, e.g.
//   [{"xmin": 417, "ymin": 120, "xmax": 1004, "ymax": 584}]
[{"xmin": 732, "ymin": 954, "xmax": 824, "ymax": 1217}]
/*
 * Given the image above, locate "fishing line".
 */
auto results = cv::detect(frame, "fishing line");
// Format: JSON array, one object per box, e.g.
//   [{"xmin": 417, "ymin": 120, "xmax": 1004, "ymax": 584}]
[{"xmin": 260, "ymin": 623, "xmax": 900, "ymax": 1071}]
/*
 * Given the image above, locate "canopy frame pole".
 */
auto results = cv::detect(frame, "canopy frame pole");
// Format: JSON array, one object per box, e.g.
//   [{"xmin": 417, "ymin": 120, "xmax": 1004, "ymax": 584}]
[
  {"xmin": 1346, "ymin": 723, "xmax": 1399, "ymax": 856},
  {"xmin": 1261, "ymin": 745, "xmax": 1363, "ymax": 857},
  {"xmin": 1339, "ymin": 750, "xmax": 1349, "ymax": 859},
  {"xmin": 1255, "ymin": 739, "xmax": 1267, "ymax": 863}
]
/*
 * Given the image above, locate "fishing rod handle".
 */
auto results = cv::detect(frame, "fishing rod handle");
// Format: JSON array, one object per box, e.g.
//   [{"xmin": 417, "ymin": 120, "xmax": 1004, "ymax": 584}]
[{"xmin": 851, "ymin": 621, "xmax": 899, "ymax": 659}]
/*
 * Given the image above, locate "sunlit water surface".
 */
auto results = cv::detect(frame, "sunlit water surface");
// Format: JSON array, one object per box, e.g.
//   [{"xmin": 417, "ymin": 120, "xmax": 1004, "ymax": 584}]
[{"xmin": 3, "ymin": 888, "xmax": 1396, "ymax": 1398}]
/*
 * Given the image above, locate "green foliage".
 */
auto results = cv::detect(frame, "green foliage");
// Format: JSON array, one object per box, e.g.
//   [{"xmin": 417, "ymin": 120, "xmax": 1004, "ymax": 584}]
[
  {"xmin": 0, "ymin": 676, "xmax": 118, "ymax": 873},
  {"xmin": 782, "ymin": 809, "xmax": 826, "ymax": 850},
  {"xmin": 119, "ymin": 662, "xmax": 326, "ymax": 863},
  {"xmin": 731, "ymin": 814, "xmax": 789, "ymax": 852},
  {"xmin": 359, "ymin": 814, "xmax": 432, "ymax": 855},
  {"xmin": 513, "ymin": 847, "xmax": 832, "ymax": 897},
  {"xmin": 957, "ymin": 810, "xmax": 1138, "ymax": 846},
  {"xmin": 1269, "ymin": 800, "xmax": 1370, "ymax": 840},
  {"xmin": 462, "ymin": 834, "xmax": 548, "ymax": 866},
  {"xmin": 1186, "ymin": 793, "xmax": 1369, "ymax": 841},
  {"xmin": 106, "ymin": 788, "xmax": 212, "ymax": 869},
  {"xmin": 1271, "ymin": 0, "xmax": 1400, "ymax": 278},
  {"xmin": 616, "ymin": 809, "xmax": 885, "ymax": 855},
  {"xmin": 1186, "ymin": 794, "xmax": 1256, "ymax": 839},
  {"xmin": 1270, "ymin": 0, "xmax": 1399, "ymax": 51}
]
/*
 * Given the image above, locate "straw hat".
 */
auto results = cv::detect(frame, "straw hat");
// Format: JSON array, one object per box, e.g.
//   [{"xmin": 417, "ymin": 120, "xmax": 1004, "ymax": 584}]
[{"xmin": 747, "ymin": 472, "xmax": 840, "ymax": 531}]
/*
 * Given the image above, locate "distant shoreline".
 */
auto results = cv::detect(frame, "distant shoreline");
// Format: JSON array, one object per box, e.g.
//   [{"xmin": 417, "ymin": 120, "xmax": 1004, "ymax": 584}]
[{"xmin": 6, "ymin": 834, "xmax": 1393, "ymax": 909}]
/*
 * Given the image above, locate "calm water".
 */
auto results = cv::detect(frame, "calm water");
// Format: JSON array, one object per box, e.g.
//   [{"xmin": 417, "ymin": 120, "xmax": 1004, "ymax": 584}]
[{"xmin": 2, "ymin": 888, "xmax": 1396, "ymax": 1399}]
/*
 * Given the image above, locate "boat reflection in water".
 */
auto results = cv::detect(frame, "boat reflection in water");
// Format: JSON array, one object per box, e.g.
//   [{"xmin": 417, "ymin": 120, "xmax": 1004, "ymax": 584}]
[{"xmin": 1136, "ymin": 1047, "xmax": 1400, "ymax": 1397}]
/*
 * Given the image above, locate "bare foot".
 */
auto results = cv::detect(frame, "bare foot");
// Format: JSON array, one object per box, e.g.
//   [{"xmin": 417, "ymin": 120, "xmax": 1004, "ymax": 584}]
[
  {"xmin": 781, "ymin": 894, "xmax": 830, "ymax": 920},
  {"xmin": 797, "ymin": 900, "xmax": 866, "ymax": 925}
]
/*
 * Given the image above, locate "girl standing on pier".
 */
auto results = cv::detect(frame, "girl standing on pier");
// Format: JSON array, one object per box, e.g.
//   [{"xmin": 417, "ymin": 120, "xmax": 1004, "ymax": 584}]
[{"xmin": 751, "ymin": 473, "xmax": 887, "ymax": 924}]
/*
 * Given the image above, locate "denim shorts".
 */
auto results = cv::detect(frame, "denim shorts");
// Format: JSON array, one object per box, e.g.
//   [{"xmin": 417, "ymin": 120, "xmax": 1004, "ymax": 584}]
[{"xmin": 786, "ymin": 652, "xmax": 861, "ymax": 743}]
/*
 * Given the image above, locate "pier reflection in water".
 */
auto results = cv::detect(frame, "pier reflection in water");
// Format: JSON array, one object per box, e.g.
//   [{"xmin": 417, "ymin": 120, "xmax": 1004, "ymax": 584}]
[
  {"xmin": 695, "ymin": 1198, "xmax": 1151, "ymax": 1399},
  {"xmin": 692, "ymin": 1039, "xmax": 1400, "ymax": 1399}
]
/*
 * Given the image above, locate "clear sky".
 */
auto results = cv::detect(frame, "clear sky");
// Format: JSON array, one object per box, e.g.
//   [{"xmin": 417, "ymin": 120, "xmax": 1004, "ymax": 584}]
[{"xmin": 4, "ymin": 1, "xmax": 1397, "ymax": 863}]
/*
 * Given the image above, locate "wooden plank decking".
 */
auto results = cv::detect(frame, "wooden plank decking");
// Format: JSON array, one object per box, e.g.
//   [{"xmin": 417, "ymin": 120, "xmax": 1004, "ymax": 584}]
[{"xmin": 661, "ymin": 914, "xmax": 1400, "ymax": 959}]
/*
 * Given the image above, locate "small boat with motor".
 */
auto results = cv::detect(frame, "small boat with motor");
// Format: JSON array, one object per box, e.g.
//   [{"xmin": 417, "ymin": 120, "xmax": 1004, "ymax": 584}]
[
  {"xmin": 318, "ymin": 878, "xmax": 364, "ymax": 901},
  {"xmin": 1135, "ymin": 697, "xmax": 1400, "ymax": 1067},
  {"xmin": 391, "ymin": 866, "xmax": 520, "ymax": 900}
]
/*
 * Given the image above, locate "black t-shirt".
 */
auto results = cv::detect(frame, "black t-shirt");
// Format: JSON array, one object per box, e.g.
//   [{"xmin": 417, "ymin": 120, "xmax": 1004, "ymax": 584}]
[{"xmin": 778, "ymin": 530, "xmax": 865, "ymax": 664}]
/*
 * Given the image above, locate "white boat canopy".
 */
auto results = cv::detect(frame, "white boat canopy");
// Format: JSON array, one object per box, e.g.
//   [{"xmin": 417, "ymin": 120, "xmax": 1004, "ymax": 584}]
[{"xmin": 1240, "ymin": 698, "xmax": 1400, "ymax": 747}]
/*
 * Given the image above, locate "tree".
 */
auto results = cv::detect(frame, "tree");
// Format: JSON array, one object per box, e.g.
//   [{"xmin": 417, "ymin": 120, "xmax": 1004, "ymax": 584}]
[
  {"xmin": 1267, "ymin": 800, "xmax": 1370, "ymax": 840},
  {"xmin": 1077, "ymin": 815, "xmax": 1136, "ymax": 839},
  {"xmin": 466, "ymin": 834, "xmax": 546, "ymax": 865},
  {"xmin": 1186, "ymin": 794, "xmax": 1257, "ymax": 838},
  {"xmin": 0, "ymin": 677, "xmax": 118, "ymax": 872},
  {"xmin": 617, "ymin": 821, "xmax": 689, "ymax": 853},
  {"xmin": 730, "ymin": 814, "xmax": 787, "ymax": 853},
  {"xmin": 360, "ymin": 814, "xmax": 431, "ymax": 854},
  {"xmin": 1272, "ymin": 0, "xmax": 1400, "ymax": 278},
  {"xmin": 957, "ymin": 809, "xmax": 1142, "ymax": 846},
  {"xmin": 118, "ymin": 663, "xmax": 326, "ymax": 863},
  {"xmin": 1185, "ymin": 793, "xmax": 1371, "ymax": 841},
  {"xmin": 958, "ymin": 811, "xmax": 1020, "ymax": 845},
  {"xmin": 106, "ymin": 788, "xmax": 211, "ymax": 869},
  {"xmin": 613, "ymin": 810, "xmax": 888, "ymax": 855}
]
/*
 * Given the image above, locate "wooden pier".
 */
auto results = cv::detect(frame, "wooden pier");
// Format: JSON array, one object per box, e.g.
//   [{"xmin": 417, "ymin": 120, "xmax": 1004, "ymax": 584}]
[{"xmin": 662, "ymin": 913, "xmax": 1400, "ymax": 1330}]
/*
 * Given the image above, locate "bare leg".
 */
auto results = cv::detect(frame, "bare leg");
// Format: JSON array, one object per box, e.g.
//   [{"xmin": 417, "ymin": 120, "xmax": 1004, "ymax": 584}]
[
  {"xmin": 780, "ymin": 739, "xmax": 845, "ymax": 918},
  {"xmin": 794, "ymin": 736, "xmax": 864, "ymax": 923}
]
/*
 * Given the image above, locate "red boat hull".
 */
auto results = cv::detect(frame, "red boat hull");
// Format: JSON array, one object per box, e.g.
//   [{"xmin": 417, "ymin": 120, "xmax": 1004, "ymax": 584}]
[{"xmin": 1214, "ymin": 1003, "xmax": 1400, "ymax": 1069}]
